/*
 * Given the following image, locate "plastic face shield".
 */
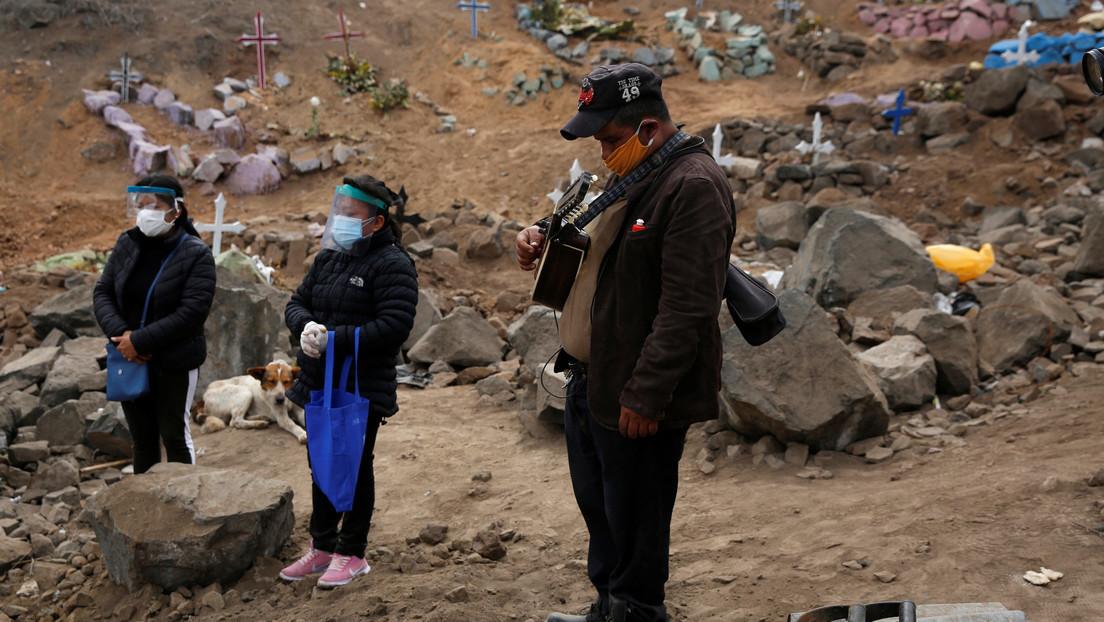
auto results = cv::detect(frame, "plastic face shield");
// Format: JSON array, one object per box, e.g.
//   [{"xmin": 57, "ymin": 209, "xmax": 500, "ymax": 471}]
[
  {"xmin": 126, "ymin": 186, "xmax": 179, "ymax": 217},
  {"xmin": 321, "ymin": 184, "xmax": 386, "ymax": 253}
]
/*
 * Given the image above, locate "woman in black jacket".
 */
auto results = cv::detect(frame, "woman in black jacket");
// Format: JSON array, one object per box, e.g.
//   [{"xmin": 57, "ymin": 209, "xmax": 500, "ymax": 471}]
[
  {"xmin": 93, "ymin": 174, "xmax": 217, "ymax": 474},
  {"xmin": 280, "ymin": 174, "xmax": 418, "ymax": 589}
]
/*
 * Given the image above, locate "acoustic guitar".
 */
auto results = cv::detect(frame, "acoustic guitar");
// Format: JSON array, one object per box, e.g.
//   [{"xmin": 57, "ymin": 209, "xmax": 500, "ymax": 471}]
[{"xmin": 531, "ymin": 172, "xmax": 597, "ymax": 310}]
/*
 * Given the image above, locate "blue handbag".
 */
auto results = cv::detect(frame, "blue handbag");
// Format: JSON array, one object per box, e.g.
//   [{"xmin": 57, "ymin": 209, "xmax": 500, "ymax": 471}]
[
  {"xmin": 305, "ymin": 328, "xmax": 371, "ymax": 513},
  {"xmin": 105, "ymin": 234, "xmax": 188, "ymax": 402}
]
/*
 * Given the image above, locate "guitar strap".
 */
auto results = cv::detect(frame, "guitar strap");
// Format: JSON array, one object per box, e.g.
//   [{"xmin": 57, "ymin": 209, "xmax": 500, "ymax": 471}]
[{"xmin": 571, "ymin": 129, "xmax": 690, "ymax": 231}]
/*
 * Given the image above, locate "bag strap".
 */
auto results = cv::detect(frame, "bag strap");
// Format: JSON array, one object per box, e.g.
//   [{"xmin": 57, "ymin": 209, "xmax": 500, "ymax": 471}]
[
  {"xmin": 323, "ymin": 327, "xmax": 361, "ymax": 409},
  {"xmin": 139, "ymin": 233, "xmax": 189, "ymax": 328}
]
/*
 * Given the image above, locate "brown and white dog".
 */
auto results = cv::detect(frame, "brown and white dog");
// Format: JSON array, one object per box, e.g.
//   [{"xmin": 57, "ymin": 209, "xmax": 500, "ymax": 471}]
[{"xmin": 193, "ymin": 360, "xmax": 307, "ymax": 444}]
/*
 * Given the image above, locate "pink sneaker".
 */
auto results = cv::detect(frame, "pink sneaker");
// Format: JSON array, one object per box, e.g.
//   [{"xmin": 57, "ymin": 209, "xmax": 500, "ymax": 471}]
[
  {"xmin": 316, "ymin": 553, "xmax": 370, "ymax": 588},
  {"xmin": 278, "ymin": 541, "xmax": 333, "ymax": 581}
]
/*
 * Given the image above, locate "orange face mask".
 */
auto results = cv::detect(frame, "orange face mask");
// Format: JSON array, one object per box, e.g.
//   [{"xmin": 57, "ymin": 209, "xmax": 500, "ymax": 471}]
[{"xmin": 603, "ymin": 121, "xmax": 654, "ymax": 177}]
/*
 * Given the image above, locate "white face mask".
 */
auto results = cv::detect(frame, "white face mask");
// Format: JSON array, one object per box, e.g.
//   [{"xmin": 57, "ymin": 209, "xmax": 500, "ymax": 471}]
[{"xmin": 136, "ymin": 208, "xmax": 175, "ymax": 237}]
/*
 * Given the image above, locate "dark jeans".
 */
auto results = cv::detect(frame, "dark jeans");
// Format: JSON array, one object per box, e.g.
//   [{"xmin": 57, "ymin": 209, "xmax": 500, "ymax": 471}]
[
  {"xmin": 308, "ymin": 415, "xmax": 383, "ymax": 558},
  {"xmin": 121, "ymin": 366, "xmax": 197, "ymax": 474},
  {"xmin": 564, "ymin": 374, "xmax": 688, "ymax": 622}
]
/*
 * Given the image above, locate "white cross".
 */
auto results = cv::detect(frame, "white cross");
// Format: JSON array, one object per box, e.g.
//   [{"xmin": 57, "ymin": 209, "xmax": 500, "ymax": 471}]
[
  {"xmin": 569, "ymin": 158, "xmax": 584, "ymax": 183},
  {"xmin": 711, "ymin": 124, "xmax": 738, "ymax": 169},
  {"xmin": 1001, "ymin": 20, "xmax": 1039, "ymax": 66},
  {"xmin": 795, "ymin": 112, "xmax": 835, "ymax": 165},
  {"xmin": 774, "ymin": 0, "xmax": 802, "ymax": 23},
  {"xmin": 194, "ymin": 193, "xmax": 246, "ymax": 255}
]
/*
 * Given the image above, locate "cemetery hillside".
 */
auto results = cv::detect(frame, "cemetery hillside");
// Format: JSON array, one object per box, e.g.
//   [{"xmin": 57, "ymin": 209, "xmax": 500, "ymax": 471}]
[{"xmin": 4, "ymin": 0, "xmax": 1104, "ymax": 620}]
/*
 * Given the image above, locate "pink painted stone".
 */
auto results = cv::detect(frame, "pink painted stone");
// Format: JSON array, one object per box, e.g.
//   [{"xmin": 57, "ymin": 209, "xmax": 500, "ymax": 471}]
[
  {"xmin": 940, "ymin": 8, "xmax": 961, "ymax": 19},
  {"xmin": 990, "ymin": 3, "xmax": 1007, "ymax": 20},
  {"xmin": 82, "ymin": 89, "xmax": 120, "ymax": 114},
  {"xmin": 991, "ymin": 19, "xmax": 1009, "ymax": 34},
  {"xmin": 224, "ymin": 153, "xmax": 281, "ymax": 195},
  {"xmin": 874, "ymin": 17, "xmax": 891, "ymax": 33},
  {"xmin": 914, "ymin": 12, "xmax": 927, "ymax": 26},
  {"xmin": 102, "ymin": 105, "xmax": 133, "ymax": 128},
  {"xmin": 908, "ymin": 25, "xmax": 930, "ymax": 38},
  {"xmin": 859, "ymin": 9, "xmax": 878, "ymax": 25},
  {"xmin": 931, "ymin": 28, "xmax": 949, "ymax": 40},
  {"xmin": 964, "ymin": 14, "xmax": 993, "ymax": 40},
  {"xmin": 928, "ymin": 18, "xmax": 950, "ymax": 32},
  {"xmin": 960, "ymin": 0, "xmax": 991, "ymax": 18},
  {"xmin": 891, "ymin": 18, "xmax": 912, "ymax": 37}
]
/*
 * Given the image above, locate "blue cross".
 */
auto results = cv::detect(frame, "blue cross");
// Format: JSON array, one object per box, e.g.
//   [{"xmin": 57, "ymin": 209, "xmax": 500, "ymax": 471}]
[
  {"xmin": 882, "ymin": 87, "xmax": 914, "ymax": 136},
  {"xmin": 457, "ymin": 0, "xmax": 490, "ymax": 38}
]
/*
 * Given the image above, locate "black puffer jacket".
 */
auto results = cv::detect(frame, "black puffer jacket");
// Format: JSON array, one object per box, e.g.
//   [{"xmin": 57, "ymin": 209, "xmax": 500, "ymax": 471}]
[
  {"xmin": 93, "ymin": 227, "xmax": 217, "ymax": 371},
  {"xmin": 285, "ymin": 227, "xmax": 418, "ymax": 419}
]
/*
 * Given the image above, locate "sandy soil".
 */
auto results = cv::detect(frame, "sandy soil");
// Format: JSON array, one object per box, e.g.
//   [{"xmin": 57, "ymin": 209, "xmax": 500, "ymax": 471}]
[{"xmin": 2, "ymin": 0, "xmax": 1104, "ymax": 620}]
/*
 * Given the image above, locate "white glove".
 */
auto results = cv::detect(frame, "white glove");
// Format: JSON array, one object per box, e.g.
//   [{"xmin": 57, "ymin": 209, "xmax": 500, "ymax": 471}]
[{"xmin": 300, "ymin": 322, "xmax": 328, "ymax": 359}]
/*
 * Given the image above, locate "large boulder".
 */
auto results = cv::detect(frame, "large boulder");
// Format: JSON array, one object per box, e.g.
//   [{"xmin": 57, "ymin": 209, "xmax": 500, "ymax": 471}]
[
  {"xmin": 975, "ymin": 278, "xmax": 1081, "ymax": 372},
  {"xmin": 35, "ymin": 400, "xmax": 91, "ymax": 448},
  {"xmin": 506, "ymin": 306, "xmax": 561, "ymax": 372},
  {"xmin": 1014, "ymin": 99, "xmax": 1065, "ymax": 142},
  {"xmin": 855, "ymin": 335, "xmax": 937, "ymax": 412},
  {"xmin": 915, "ymin": 101, "xmax": 967, "ymax": 138},
  {"xmin": 0, "ymin": 346, "xmax": 61, "ymax": 394},
  {"xmin": 199, "ymin": 267, "xmax": 292, "ymax": 396},
  {"xmin": 85, "ymin": 407, "xmax": 133, "ymax": 458},
  {"xmin": 719, "ymin": 290, "xmax": 890, "ymax": 451},
  {"xmin": 780, "ymin": 209, "xmax": 938, "ymax": 309},
  {"xmin": 85, "ymin": 463, "xmax": 293, "ymax": 592},
  {"xmin": 39, "ymin": 354, "xmax": 100, "ymax": 409},
  {"xmin": 403, "ymin": 290, "xmax": 443, "ymax": 352},
  {"xmin": 754, "ymin": 201, "xmax": 808, "ymax": 250},
  {"xmin": 846, "ymin": 285, "xmax": 933, "ymax": 330},
  {"xmin": 964, "ymin": 65, "xmax": 1032, "ymax": 116},
  {"xmin": 1073, "ymin": 203, "xmax": 1104, "ymax": 277},
  {"xmin": 29, "ymin": 283, "xmax": 102, "ymax": 338},
  {"xmin": 407, "ymin": 306, "xmax": 506, "ymax": 368},
  {"xmin": 894, "ymin": 309, "xmax": 979, "ymax": 395}
]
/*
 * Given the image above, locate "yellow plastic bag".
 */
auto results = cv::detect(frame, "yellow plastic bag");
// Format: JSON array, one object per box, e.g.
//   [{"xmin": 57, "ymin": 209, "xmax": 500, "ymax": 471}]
[{"xmin": 925, "ymin": 243, "xmax": 995, "ymax": 283}]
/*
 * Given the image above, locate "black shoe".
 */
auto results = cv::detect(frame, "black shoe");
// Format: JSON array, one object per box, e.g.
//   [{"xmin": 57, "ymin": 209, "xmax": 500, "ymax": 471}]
[{"xmin": 546, "ymin": 601, "xmax": 605, "ymax": 622}]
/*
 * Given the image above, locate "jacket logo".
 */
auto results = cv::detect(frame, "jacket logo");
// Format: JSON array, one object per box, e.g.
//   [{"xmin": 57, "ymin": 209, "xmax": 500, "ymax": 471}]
[{"xmin": 349, "ymin": 276, "xmax": 364, "ymax": 287}]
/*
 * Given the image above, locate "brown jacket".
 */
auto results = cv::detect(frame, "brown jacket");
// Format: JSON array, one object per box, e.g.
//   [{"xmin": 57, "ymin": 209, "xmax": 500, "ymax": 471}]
[{"xmin": 586, "ymin": 136, "xmax": 736, "ymax": 430}]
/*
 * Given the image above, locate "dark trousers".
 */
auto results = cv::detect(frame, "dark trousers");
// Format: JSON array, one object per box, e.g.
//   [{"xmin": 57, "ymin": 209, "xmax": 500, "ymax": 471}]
[
  {"xmin": 121, "ymin": 366, "xmax": 197, "ymax": 474},
  {"xmin": 564, "ymin": 375, "xmax": 688, "ymax": 622},
  {"xmin": 308, "ymin": 416, "xmax": 383, "ymax": 558}
]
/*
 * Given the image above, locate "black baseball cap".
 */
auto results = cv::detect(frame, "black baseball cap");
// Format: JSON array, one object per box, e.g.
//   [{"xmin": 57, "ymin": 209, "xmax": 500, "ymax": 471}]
[{"xmin": 560, "ymin": 63, "xmax": 663, "ymax": 140}]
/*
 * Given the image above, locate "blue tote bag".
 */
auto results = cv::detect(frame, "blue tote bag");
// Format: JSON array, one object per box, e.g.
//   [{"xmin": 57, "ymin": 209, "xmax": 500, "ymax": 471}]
[{"xmin": 305, "ymin": 328, "xmax": 370, "ymax": 513}]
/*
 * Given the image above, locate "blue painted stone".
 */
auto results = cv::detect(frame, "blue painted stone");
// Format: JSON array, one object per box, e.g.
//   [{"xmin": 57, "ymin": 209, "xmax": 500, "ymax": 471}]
[
  {"xmin": 699, "ymin": 56, "xmax": 722, "ymax": 82},
  {"xmin": 984, "ymin": 54, "xmax": 1011, "ymax": 69}
]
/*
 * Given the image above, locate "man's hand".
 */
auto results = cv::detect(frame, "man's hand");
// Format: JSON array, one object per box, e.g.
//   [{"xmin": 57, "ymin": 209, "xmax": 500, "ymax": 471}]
[
  {"xmin": 515, "ymin": 225, "xmax": 545, "ymax": 272},
  {"xmin": 619, "ymin": 406, "xmax": 658, "ymax": 439},
  {"xmin": 111, "ymin": 331, "xmax": 150, "ymax": 363}
]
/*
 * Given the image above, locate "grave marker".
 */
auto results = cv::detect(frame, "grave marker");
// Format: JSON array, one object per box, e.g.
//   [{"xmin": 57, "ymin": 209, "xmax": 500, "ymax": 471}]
[
  {"xmin": 1001, "ymin": 20, "xmax": 1040, "ymax": 66},
  {"xmin": 711, "ymin": 124, "xmax": 738, "ymax": 169},
  {"xmin": 774, "ymin": 0, "xmax": 802, "ymax": 24},
  {"xmin": 882, "ymin": 87, "xmax": 914, "ymax": 136},
  {"xmin": 457, "ymin": 0, "xmax": 490, "ymax": 38},
  {"xmin": 106, "ymin": 53, "xmax": 143, "ymax": 103},
  {"xmin": 194, "ymin": 193, "xmax": 246, "ymax": 255},
  {"xmin": 795, "ymin": 112, "xmax": 835, "ymax": 165},
  {"xmin": 323, "ymin": 8, "xmax": 365, "ymax": 60},
  {"xmin": 237, "ymin": 12, "xmax": 282, "ymax": 90}
]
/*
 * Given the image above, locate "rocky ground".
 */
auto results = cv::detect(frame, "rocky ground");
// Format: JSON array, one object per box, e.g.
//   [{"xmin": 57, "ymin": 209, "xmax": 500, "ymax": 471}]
[{"xmin": 2, "ymin": 0, "xmax": 1104, "ymax": 621}]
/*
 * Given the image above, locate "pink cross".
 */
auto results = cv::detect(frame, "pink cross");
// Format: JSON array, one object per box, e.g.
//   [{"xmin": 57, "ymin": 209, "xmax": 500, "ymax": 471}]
[
  {"xmin": 323, "ymin": 8, "xmax": 365, "ymax": 60},
  {"xmin": 237, "ymin": 12, "xmax": 281, "ymax": 90}
]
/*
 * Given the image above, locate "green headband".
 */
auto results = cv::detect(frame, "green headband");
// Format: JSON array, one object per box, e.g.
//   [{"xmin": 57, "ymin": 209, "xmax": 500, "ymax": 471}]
[{"xmin": 336, "ymin": 184, "xmax": 388, "ymax": 211}]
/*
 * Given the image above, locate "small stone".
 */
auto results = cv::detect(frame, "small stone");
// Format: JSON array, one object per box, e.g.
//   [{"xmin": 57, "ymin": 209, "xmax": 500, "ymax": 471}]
[
  {"xmin": 865, "ymin": 446, "xmax": 894, "ymax": 464},
  {"xmin": 874, "ymin": 571, "xmax": 897, "ymax": 583},
  {"xmin": 445, "ymin": 585, "xmax": 469, "ymax": 603},
  {"xmin": 842, "ymin": 559, "xmax": 864, "ymax": 570},
  {"xmin": 471, "ymin": 471, "xmax": 492, "ymax": 482},
  {"xmin": 1089, "ymin": 469, "xmax": 1104, "ymax": 487},
  {"xmin": 419, "ymin": 523, "xmax": 449, "ymax": 545}
]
